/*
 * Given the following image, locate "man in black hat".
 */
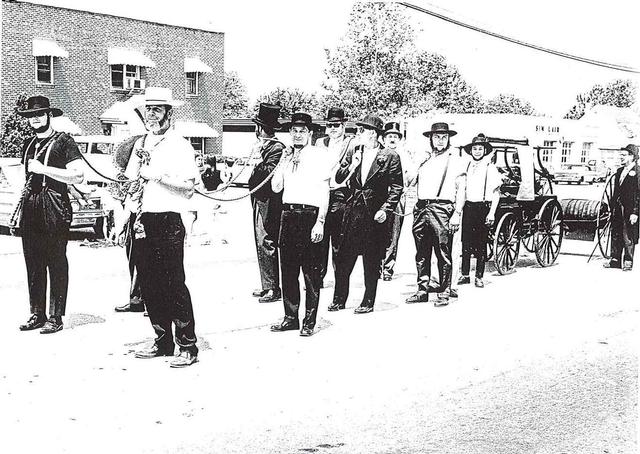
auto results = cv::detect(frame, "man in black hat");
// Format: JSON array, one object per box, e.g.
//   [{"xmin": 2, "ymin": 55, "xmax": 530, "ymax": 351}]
[
  {"xmin": 406, "ymin": 122, "xmax": 466, "ymax": 306},
  {"xmin": 15, "ymin": 95, "xmax": 84, "ymax": 334},
  {"xmin": 317, "ymin": 107, "xmax": 356, "ymax": 286},
  {"xmin": 248, "ymin": 103, "xmax": 285, "ymax": 303},
  {"xmin": 603, "ymin": 144, "xmax": 639, "ymax": 271},
  {"xmin": 381, "ymin": 121, "xmax": 411, "ymax": 281},
  {"xmin": 270, "ymin": 112, "xmax": 332, "ymax": 336},
  {"xmin": 329, "ymin": 115, "xmax": 403, "ymax": 314}
]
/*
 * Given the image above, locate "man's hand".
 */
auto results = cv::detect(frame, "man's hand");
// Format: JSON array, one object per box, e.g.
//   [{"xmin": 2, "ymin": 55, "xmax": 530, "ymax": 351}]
[
  {"xmin": 311, "ymin": 220, "xmax": 324, "ymax": 243},
  {"xmin": 630, "ymin": 214, "xmax": 638, "ymax": 225},
  {"xmin": 449, "ymin": 211, "xmax": 461, "ymax": 233},
  {"xmin": 349, "ymin": 149, "xmax": 362, "ymax": 171},
  {"xmin": 139, "ymin": 165, "xmax": 162, "ymax": 182},
  {"xmin": 485, "ymin": 214, "xmax": 495, "ymax": 226},
  {"xmin": 27, "ymin": 159, "xmax": 45, "ymax": 175},
  {"xmin": 374, "ymin": 210, "xmax": 387, "ymax": 223}
]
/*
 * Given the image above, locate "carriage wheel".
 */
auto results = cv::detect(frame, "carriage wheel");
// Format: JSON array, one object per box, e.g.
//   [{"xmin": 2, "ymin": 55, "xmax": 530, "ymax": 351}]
[
  {"xmin": 521, "ymin": 232, "xmax": 536, "ymax": 253},
  {"xmin": 493, "ymin": 212, "xmax": 520, "ymax": 275},
  {"xmin": 596, "ymin": 174, "xmax": 615, "ymax": 259},
  {"xmin": 534, "ymin": 199, "xmax": 564, "ymax": 267},
  {"xmin": 486, "ymin": 230, "xmax": 494, "ymax": 261}
]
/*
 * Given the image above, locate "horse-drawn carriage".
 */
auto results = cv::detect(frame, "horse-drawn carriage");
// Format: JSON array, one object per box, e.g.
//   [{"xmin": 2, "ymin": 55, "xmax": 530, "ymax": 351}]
[{"xmin": 481, "ymin": 138, "xmax": 564, "ymax": 274}]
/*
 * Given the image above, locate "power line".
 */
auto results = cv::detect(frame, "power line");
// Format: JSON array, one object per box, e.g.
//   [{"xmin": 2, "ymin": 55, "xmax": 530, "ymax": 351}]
[{"xmin": 399, "ymin": 2, "xmax": 639, "ymax": 74}]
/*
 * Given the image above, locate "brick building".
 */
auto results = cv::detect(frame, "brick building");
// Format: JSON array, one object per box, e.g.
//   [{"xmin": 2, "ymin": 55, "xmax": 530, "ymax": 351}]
[{"xmin": 1, "ymin": 0, "xmax": 224, "ymax": 155}]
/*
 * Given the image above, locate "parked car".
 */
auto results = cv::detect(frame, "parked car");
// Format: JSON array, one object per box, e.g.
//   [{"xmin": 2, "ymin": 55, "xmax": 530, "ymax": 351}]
[
  {"xmin": 553, "ymin": 163, "xmax": 607, "ymax": 184},
  {"xmin": 74, "ymin": 135, "xmax": 122, "ymax": 186}
]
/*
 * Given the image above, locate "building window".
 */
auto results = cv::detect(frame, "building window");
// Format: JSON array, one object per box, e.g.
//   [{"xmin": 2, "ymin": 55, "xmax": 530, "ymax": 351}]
[
  {"xmin": 189, "ymin": 137, "xmax": 204, "ymax": 154},
  {"xmin": 561, "ymin": 141, "xmax": 572, "ymax": 163},
  {"xmin": 111, "ymin": 64, "xmax": 141, "ymax": 90},
  {"xmin": 186, "ymin": 72, "xmax": 199, "ymax": 96},
  {"xmin": 36, "ymin": 56, "xmax": 53, "ymax": 84},
  {"xmin": 581, "ymin": 142, "xmax": 592, "ymax": 163}
]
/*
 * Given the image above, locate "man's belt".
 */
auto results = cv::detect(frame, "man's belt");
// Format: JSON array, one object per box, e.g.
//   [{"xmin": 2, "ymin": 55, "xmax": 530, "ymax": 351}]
[
  {"xmin": 283, "ymin": 203, "xmax": 318, "ymax": 211},
  {"xmin": 416, "ymin": 198, "xmax": 454, "ymax": 205}
]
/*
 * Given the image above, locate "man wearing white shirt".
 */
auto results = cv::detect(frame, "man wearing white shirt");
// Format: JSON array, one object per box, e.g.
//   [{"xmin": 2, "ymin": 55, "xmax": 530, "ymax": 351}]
[
  {"xmin": 122, "ymin": 87, "xmax": 200, "ymax": 367},
  {"xmin": 270, "ymin": 112, "xmax": 331, "ymax": 337},
  {"xmin": 406, "ymin": 122, "xmax": 466, "ymax": 306}
]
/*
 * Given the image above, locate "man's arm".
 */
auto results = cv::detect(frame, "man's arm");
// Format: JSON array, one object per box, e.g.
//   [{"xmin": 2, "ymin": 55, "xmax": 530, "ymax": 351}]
[
  {"xmin": 311, "ymin": 178, "xmax": 329, "ymax": 243},
  {"xmin": 335, "ymin": 146, "xmax": 361, "ymax": 184},
  {"xmin": 271, "ymin": 147, "xmax": 292, "ymax": 193},
  {"xmin": 381, "ymin": 153, "xmax": 403, "ymax": 212},
  {"xmin": 27, "ymin": 158, "xmax": 85, "ymax": 185}
]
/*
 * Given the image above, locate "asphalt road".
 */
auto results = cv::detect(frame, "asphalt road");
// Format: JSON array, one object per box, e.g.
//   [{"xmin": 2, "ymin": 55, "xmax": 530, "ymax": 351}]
[{"xmin": 0, "ymin": 184, "xmax": 637, "ymax": 454}]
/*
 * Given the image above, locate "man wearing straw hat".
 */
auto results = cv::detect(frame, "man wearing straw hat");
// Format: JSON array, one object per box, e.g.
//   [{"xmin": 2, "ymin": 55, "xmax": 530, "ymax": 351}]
[
  {"xmin": 248, "ymin": 103, "xmax": 285, "ymax": 303},
  {"xmin": 16, "ymin": 95, "xmax": 84, "ymax": 334},
  {"xmin": 122, "ymin": 87, "xmax": 200, "ymax": 367}
]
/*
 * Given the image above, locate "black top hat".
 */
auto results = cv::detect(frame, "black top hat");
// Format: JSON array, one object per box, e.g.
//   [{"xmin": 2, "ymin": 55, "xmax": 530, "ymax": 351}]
[
  {"xmin": 253, "ymin": 103, "xmax": 282, "ymax": 130},
  {"xmin": 281, "ymin": 112, "xmax": 319, "ymax": 131},
  {"xmin": 621, "ymin": 144, "xmax": 639, "ymax": 160},
  {"xmin": 17, "ymin": 95, "xmax": 63, "ymax": 118},
  {"xmin": 356, "ymin": 114, "xmax": 384, "ymax": 133},
  {"xmin": 463, "ymin": 133, "xmax": 493, "ymax": 155},
  {"xmin": 325, "ymin": 107, "xmax": 347, "ymax": 123},
  {"xmin": 383, "ymin": 121, "xmax": 402, "ymax": 137},
  {"xmin": 423, "ymin": 122, "xmax": 457, "ymax": 137}
]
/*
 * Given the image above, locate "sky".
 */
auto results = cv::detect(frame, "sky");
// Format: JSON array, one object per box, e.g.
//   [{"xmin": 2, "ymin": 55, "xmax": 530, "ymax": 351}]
[{"xmin": 23, "ymin": 0, "xmax": 640, "ymax": 117}]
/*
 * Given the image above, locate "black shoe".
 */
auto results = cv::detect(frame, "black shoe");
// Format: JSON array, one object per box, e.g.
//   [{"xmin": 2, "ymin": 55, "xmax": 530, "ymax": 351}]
[
  {"xmin": 457, "ymin": 276, "xmax": 470, "ymax": 285},
  {"xmin": 434, "ymin": 294, "xmax": 450, "ymax": 307},
  {"xmin": 170, "ymin": 350, "xmax": 198, "ymax": 368},
  {"xmin": 354, "ymin": 305, "xmax": 374, "ymax": 314},
  {"xmin": 114, "ymin": 302, "xmax": 145, "ymax": 313},
  {"xmin": 382, "ymin": 274, "xmax": 392, "ymax": 281},
  {"xmin": 623, "ymin": 261, "xmax": 633, "ymax": 271},
  {"xmin": 405, "ymin": 291, "xmax": 429, "ymax": 304},
  {"xmin": 252, "ymin": 289, "xmax": 267, "ymax": 297},
  {"xmin": 19, "ymin": 314, "xmax": 46, "ymax": 331},
  {"xmin": 135, "ymin": 343, "xmax": 175, "ymax": 359},
  {"xmin": 270, "ymin": 317, "xmax": 299, "ymax": 332},
  {"xmin": 259, "ymin": 289, "xmax": 282, "ymax": 303},
  {"xmin": 40, "ymin": 316, "xmax": 63, "ymax": 334},
  {"xmin": 603, "ymin": 261, "xmax": 620, "ymax": 269},
  {"xmin": 300, "ymin": 326, "xmax": 315, "ymax": 337},
  {"xmin": 327, "ymin": 302, "xmax": 346, "ymax": 312},
  {"xmin": 449, "ymin": 289, "xmax": 459, "ymax": 299},
  {"xmin": 475, "ymin": 277, "xmax": 484, "ymax": 288}
]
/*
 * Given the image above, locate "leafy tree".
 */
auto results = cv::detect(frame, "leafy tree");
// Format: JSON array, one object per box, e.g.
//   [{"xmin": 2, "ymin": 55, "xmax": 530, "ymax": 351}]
[
  {"xmin": 0, "ymin": 94, "xmax": 33, "ymax": 158},
  {"xmin": 223, "ymin": 71, "xmax": 250, "ymax": 118},
  {"xmin": 565, "ymin": 79, "xmax": 637, "ymax": 119},
  {"xmin": 255, "ymin": 87, "xmax": 321, "ymax": 119},
  {"xmin": 480, "ymin": 93, "xmax": 537, "ymax": 115}
]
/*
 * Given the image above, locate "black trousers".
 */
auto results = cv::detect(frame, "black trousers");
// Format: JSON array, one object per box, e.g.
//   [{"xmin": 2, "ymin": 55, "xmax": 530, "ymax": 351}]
[
  {"xmin": 135, "ymin": 212, "xmax": 197, "ymax": 355},
  {"xmin": 21, "ymin": 232, "xmax": 69, "ymax": 316},
  {"xmin": 611, "ymin": 205, "xmax": 636, "ymax": 264},
  {"xmin": 383, "ymin": 196, "xmax": 405, "ymax": 277},
  {"xmin": 279, "ymin": 206, "xmax": 323, "ymax": 329},
  {"xmin": 252, "ymin": 197, "xmax": 280, "ymax": 292},
  {"xmin": 461, "ymin": 202, "xmax": 489, "ymax": 279},
  {"xmin": 320, "ymin": 200, "xmax": 346, "ymax": 283},
  {"xmin": 125, "ymin": 213, "xmax": 144, "ymax": 305},
  {"xmin": 412, "ymin": 200, "xmax": 454, "ymax": 293},
  {"xmin": 333, "ymin": 247, "xmax": 383, "ymax": 308}
]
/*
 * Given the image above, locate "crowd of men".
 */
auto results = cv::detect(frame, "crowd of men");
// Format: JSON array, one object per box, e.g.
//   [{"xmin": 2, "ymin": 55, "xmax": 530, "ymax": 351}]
[{"xmin": 12, "ymin": 90, "xmax": 640, "ymax": 368}]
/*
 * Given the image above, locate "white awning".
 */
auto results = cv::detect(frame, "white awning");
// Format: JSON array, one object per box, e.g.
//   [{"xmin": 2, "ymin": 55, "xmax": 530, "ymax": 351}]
[
  {"xmin": 173, "ymin": 121, "xmax": 219, "ymax": 138},
  {"xmin": 32, "ymin": 39, "xmax": 69, "ymax": 58},
  {"xmin": 184, "ymin": 57, "xmax": 213, "ymax": 73},
  {"xmin": 51, "ymin": 116, "xmax": 82, "ymax": 135},
  {"xmin": 107, "ymin": 48, "xmax": 155, "ymax": 68}
]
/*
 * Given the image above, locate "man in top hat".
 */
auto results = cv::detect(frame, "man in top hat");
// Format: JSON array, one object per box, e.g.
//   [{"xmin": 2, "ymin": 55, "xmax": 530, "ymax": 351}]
[
  {"xmin": 329, "ymin": 115, "xmax": 403, "ymax": 314},
  {"xmin": 317, "ymin": 107, "xmax": 357, "ymax": 286},
  {"xmin": 121, "ymin": 87, "xmax": 200, "ymax": 367},
  {"xmin": 457, "ymin": 133, "xmax": 501, "ymax": 288},
  {"xmin": 603, "ymin": 144, "xmax": 639, "ymax": 271},
  {"xmin": 270, "ymin": 112, "xmax": 334, "ymax": 336},
  {"xmin": 16, "ymin": 95, "xmax": 85, "ymax": 334},
  {"xmin": 381, "ymin": 121, "xmax": 412, "ymax": 281},
  {"xmin": 248, "ymin": 103, "xmax": 285, "ymax": 303},
  {"xmin": 406, "ymin": 122, "xmax": 467, "ymax": 306}
]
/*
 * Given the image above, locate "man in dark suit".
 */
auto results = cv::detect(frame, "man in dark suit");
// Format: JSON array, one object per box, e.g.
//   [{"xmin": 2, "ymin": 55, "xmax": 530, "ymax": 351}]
[
  {"xmin": 329, "ymin": 114, "xmax": 403, "ymax": 314},
  {"xmin": 317, "ymin": 107, "xmax": 356, "ymax": 286},
  {"xmin": 248, "ymin": 103, "xmax": 285, "ymax": 302},
  {"xmin": 604, "ymin": 143, "xmax": 639, "ymax": 271}
]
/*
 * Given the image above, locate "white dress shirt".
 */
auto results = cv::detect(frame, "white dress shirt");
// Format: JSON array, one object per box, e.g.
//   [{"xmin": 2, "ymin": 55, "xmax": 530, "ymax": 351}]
[
  {"xmin": 278, "ymin": 144, "xmax": 334, "ymax": 207},
  {"xmin": 360, "ymin": 146, "xmax": 379, "ymax": 182},
  {"xmin": 416, "ymin": 151, "xmax": 467, "ymax": 201}
]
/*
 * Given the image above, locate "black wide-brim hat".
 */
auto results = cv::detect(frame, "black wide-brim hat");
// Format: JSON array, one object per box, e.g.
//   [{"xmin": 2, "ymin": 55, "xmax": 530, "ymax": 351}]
[
  {"xmin": 356, "ymin": 114, "xmax": 384, "ymax": 133},
  {"xmin": 325, "ymin": 107, "xmax": 348, "ymax": 123},
  {"xmin": 463, "ymin": 133, "xmax": 493, "ymax": 155},
  {"xmin": 280, "ymin": 112, "xmax": 319, "ymax": 131},
  {"xmin": 423, "ymin": 122, "xmax": 457, "ymax": 137},
  {"xmin": 253, "ymin": 103, "xmax": 282, "ymax": 130},
  {"xmin": 17, "ymin": 95, "xmax": 63, "ymax": 118}
]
